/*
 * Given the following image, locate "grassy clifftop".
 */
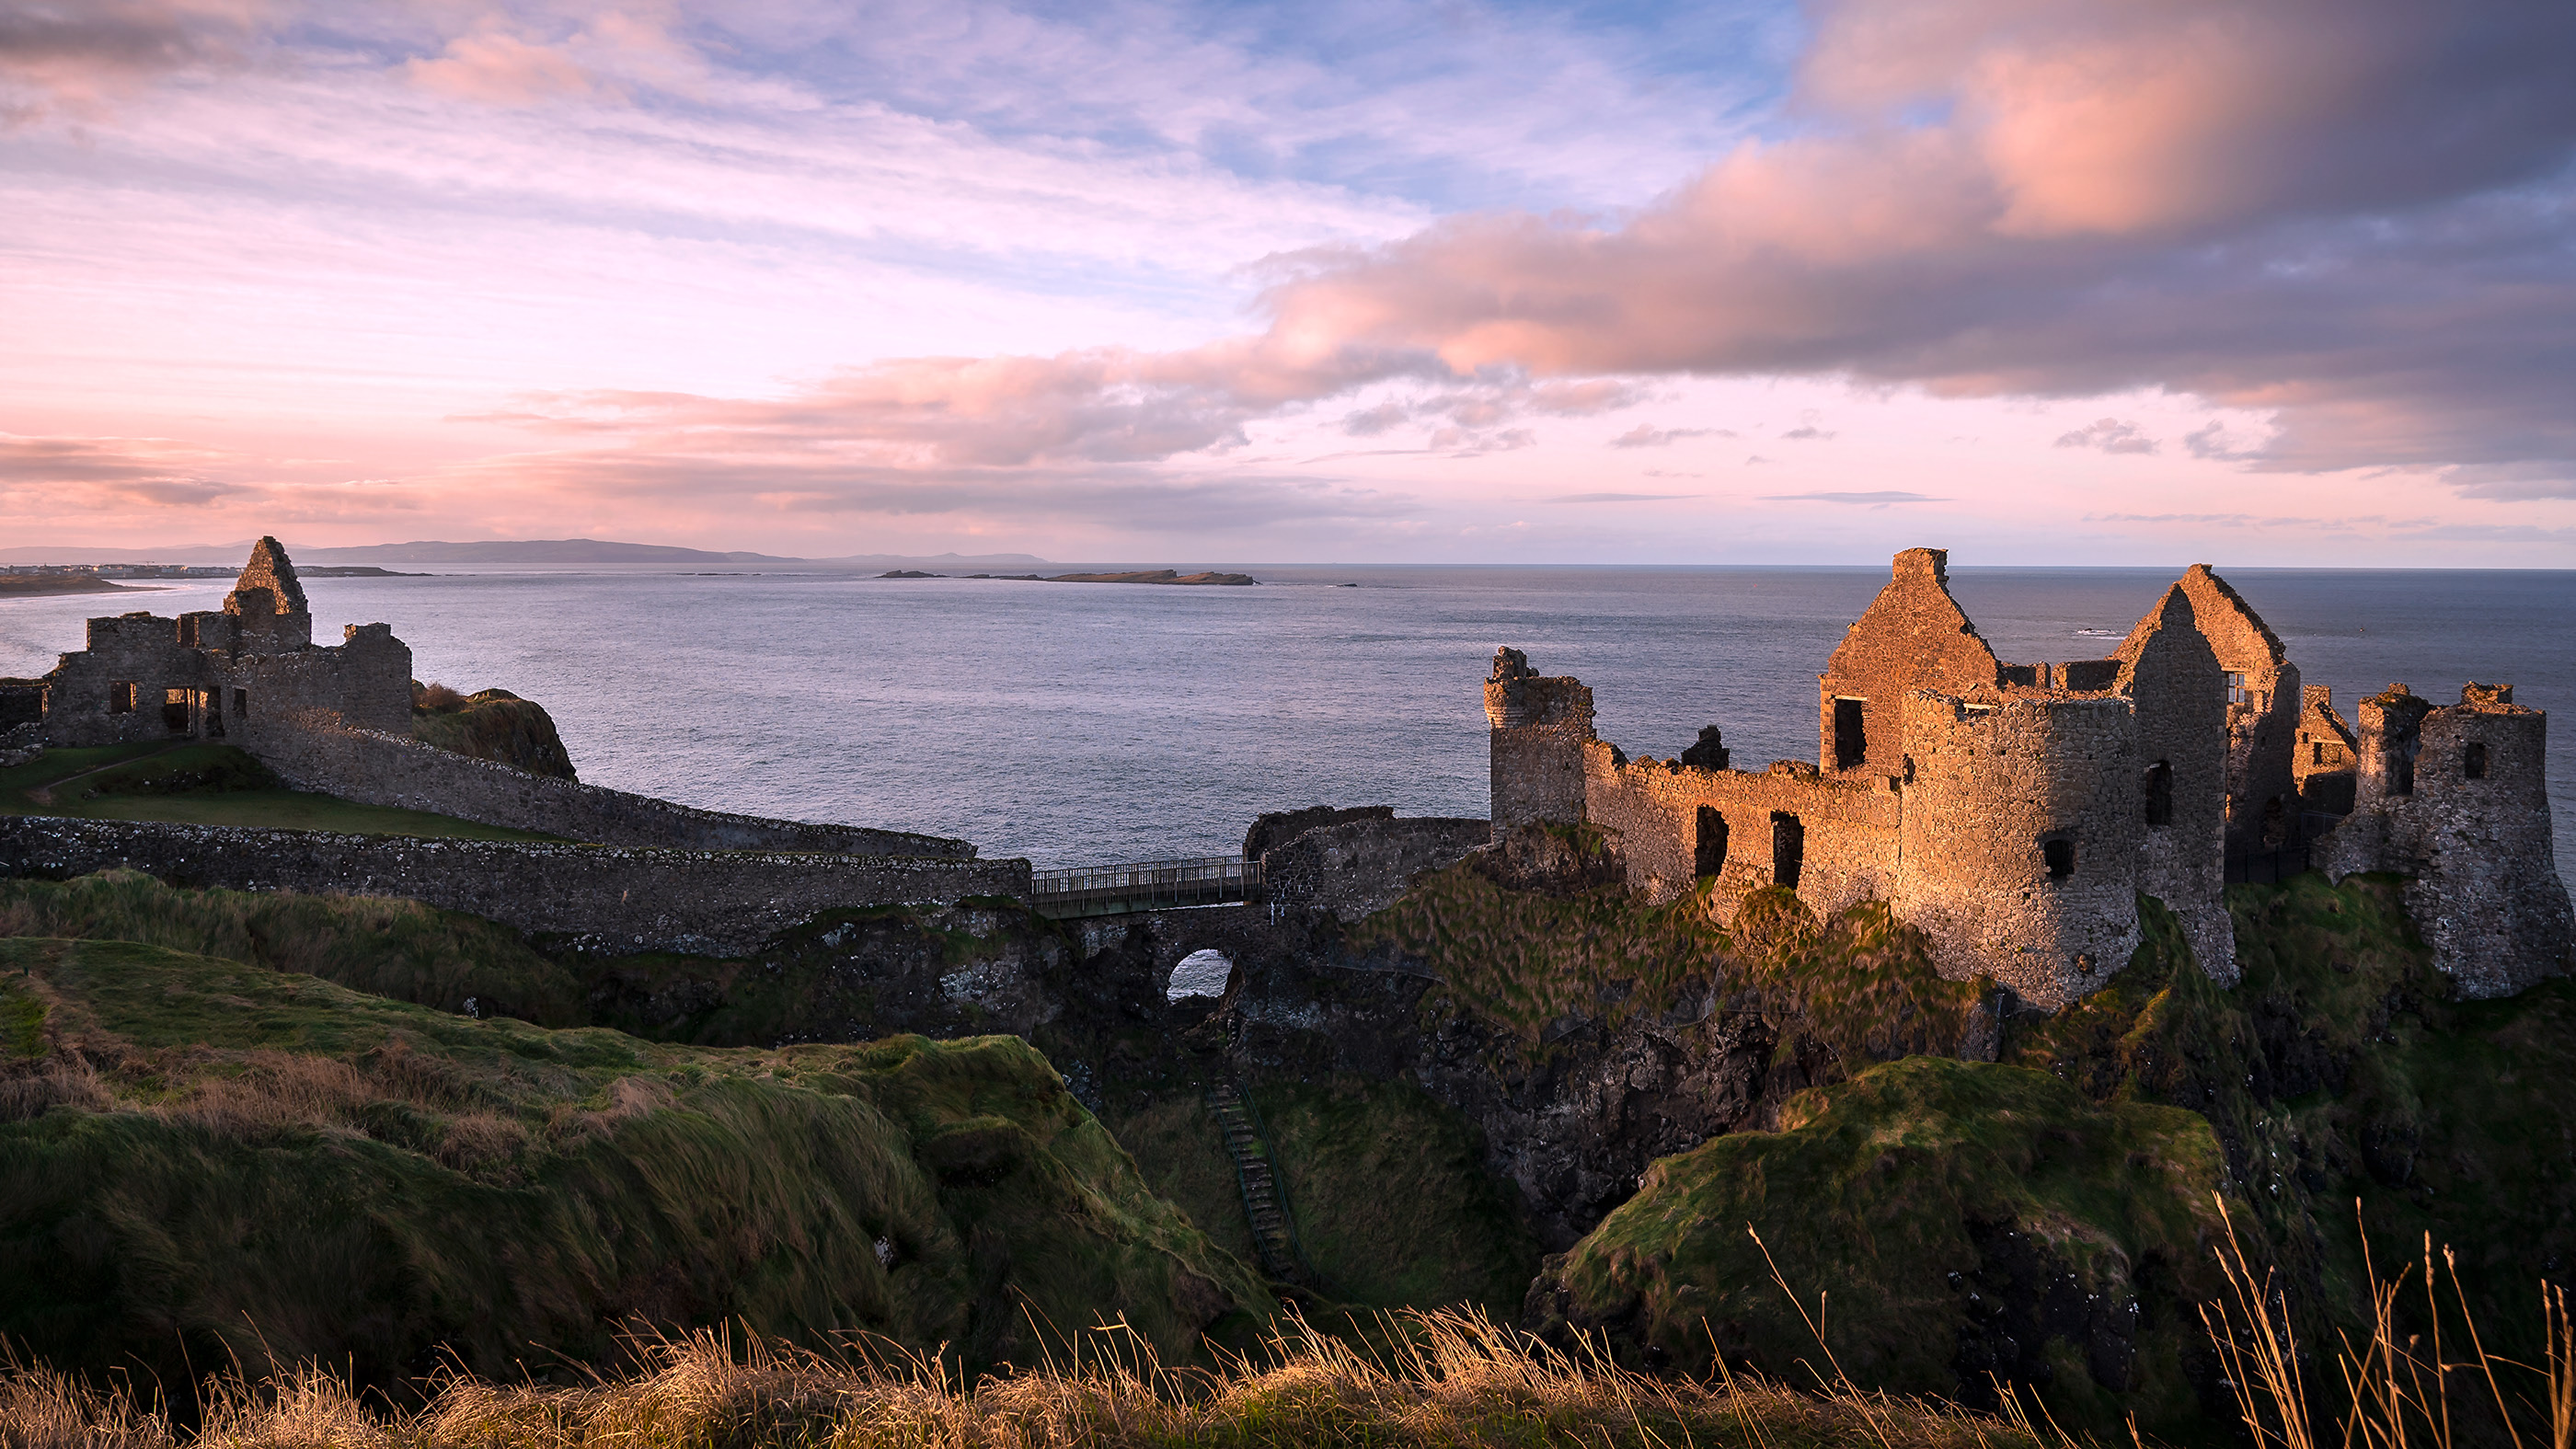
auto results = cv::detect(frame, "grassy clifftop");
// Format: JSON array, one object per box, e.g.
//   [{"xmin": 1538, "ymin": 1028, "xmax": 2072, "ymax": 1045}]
[
  {"xmin": 409, "ymin": 684, "xmax": 578, "ymax": 779},
  {"xmin": 0, "ymin": 936, "xmax": 1271, "ymax": 1398},
  {"xmin": 1, "ymin": 743, "xmax": 556, "ymax": 840}
]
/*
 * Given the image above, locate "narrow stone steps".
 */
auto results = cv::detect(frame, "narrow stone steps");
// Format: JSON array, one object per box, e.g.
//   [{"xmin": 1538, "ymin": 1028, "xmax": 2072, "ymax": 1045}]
[{"xmin": 1205, "ymin": 1076, "xmax": 1304, "ymax": 1282}]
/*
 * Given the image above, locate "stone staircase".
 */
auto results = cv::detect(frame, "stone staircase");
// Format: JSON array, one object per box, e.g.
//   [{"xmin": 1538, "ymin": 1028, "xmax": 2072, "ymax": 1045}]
[{"xmin": 1206, "ymin": 1076, "xmax": 1303, "ymax": 1282}]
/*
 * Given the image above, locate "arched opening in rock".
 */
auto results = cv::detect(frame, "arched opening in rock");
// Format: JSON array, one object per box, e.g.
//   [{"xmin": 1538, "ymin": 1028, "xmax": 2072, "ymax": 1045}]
[{"xmin": 1167, "ymin": 949, "xmax": 1234, "ymax": 1002}]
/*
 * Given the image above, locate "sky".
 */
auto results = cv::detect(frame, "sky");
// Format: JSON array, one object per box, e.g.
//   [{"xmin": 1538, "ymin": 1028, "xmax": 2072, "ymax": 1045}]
[{"xmin": 2, "ymin": 0, "xmax": 2572, "ymax": 565}]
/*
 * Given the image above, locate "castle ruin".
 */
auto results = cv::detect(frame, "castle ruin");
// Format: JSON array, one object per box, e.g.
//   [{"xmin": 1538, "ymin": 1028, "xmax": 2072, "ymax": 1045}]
[
  {"xmin": 1, "ymin": 537, "xmax": 412, "ymax": 752},
  {"xmin": 1488, "ymin": 547, "xmax": 2572, "ymax": 1008}
]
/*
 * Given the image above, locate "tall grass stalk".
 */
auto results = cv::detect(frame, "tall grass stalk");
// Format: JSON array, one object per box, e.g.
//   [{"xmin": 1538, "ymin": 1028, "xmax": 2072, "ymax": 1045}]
[{"xmin": 2202, "ymin": 1196, "xmax": 2575, "ymax": 1449}]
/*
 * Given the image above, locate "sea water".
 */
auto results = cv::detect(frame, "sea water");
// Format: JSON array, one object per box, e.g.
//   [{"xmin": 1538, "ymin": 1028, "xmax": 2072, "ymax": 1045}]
[{"xmin": 6, "ymin": 566, "xmax": 2571, "ymax": 881}]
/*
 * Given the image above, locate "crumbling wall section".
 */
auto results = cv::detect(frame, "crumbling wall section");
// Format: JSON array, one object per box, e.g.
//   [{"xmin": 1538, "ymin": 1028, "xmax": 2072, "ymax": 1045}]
[
  {"xmin": 1243, "ymin": 805, "xmax": 1393, "ymax": 861},
  {"xmin": 2325, "ymin": 684, "xmax": 2573, "ymax": 996},
  {"xmin": 2294, "ymin": 684, "xmax": 2360, "ymax": 815},
  {"xmin": 1259, "ymin": 816, "xmax": 1491, "ymax": 922},
  {"xmin": 39, "ymin": 613, "xmax": 212, "ymax": 747},
  {"xmin": 1486, "ymin": 648, "xmax": 1595, "ymax": 830},
  {"xmin": 1889, "ymin": 693, "xmax": 2145, "ymax": 1008},
  {"xmin": 2112, "ymin": 585, "xmax": 2237, "ymax": 982},
  {"xmin": 1581, "ymin": 743, "xmax": 1900, "ymax": 919},
  {"xmin": 0, "ymin": 816, "xmax": 1026, "ymax": 957},
  {"xmin": 251, "ymin": 719, "xmax": 975, "ymax": 857},
  {"xmin": 226, "ymin": 623, "xmax": 415, "ymax": 740}
]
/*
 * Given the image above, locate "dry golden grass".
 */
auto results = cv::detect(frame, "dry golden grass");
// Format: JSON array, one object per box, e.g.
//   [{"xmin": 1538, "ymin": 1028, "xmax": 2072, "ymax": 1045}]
[
  {"xmin": 1, "ymin": 1308, "xmax": 2037, "ymax": 1449},
  {"xmin": 2202, "ymin": 1198, "xmax": 2575, "ymax": 1449}
]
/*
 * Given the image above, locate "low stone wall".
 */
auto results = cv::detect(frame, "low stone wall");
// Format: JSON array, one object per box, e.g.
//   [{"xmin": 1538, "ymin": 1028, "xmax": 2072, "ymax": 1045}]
[
  {"xmin": 0, "ymin": 816, "xmax": 1030, "ymax": 956},
  {"xmin": 1260, "ymin": 816, "xmax": 1491, "ymax": 922},
  {"xmin": 249, "ymin": 720, "xmax": 972, "ymax": 858}
]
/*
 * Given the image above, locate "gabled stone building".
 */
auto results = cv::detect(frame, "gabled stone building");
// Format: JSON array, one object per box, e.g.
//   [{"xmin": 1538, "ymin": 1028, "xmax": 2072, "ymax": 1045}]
[
  {"xmin": 2, "ymin": 537, "xmax": 411, "ymax": 752},
  {"xmin": 1488, "ymin": 547, "xmax": 2570, "ymax": 1008}
]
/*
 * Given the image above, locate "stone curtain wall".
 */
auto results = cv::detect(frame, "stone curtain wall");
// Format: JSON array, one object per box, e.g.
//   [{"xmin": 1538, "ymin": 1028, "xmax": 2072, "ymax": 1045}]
[
  {"xmin": 1891, "ymin": 693, "xmax": 2146, "ymax": 1009},
  {"xmin": 0, "ymin": 816, "xmax": 1028, "ymax": 957},
  {"xmin": 252, "ymin": 719, "xmax": 975, "ymax": 858},
  {"xmin": 1259, "ymin": 817, "xmax": 1491, "ymax": 922},
  {"xmin": 1581, "ymin": 743, "xmax": 1900, "ymax": 920}
]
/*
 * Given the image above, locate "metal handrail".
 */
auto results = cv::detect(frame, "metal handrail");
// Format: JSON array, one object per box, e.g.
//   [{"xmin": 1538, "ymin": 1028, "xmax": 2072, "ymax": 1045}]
[{"xmin": 1027, "ymin": 854, "xmax": 1261, "ymax": 916}]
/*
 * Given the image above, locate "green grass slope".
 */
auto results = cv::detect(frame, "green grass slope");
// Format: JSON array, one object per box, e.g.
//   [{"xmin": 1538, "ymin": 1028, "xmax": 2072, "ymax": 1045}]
[
  {"xmin": 0, "ymin": 868, "xmax": 587, "ymax": 1025},
  {"xmin": 1114, "ymin": 1075, "xmax": 1541, "ymax": 1316},
  {"xmin": 0, "ymin": 937, "xmax": 1271, "ymax": 1398},
  {"xmin": 1532, "ymin": 1056, "xmax": 2230, "ymax": 1438},
  {"xmin": 2, "ymin": 743, "xmax": 556, "ymax": 840}
]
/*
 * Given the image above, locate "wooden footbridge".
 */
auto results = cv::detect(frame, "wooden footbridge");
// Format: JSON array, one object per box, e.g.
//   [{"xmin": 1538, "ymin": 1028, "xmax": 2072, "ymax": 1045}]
[{"xmin": 1027, "ymin": 855, "xmax": 1259, "ymax": 919}]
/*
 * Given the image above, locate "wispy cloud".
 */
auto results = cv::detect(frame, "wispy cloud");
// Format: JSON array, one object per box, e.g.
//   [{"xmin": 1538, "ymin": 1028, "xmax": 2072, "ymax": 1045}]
[
  {"xmin": 1546, "ymin": 490, "xmax": 1702, "ymax": 503},
  {"xmin": 1609, "ymin": 423, "xmax": 1731, "ymax": 448},
  {"xmin": 2055, "ymin": 418, "xmax": 2158, "ymax": 454},
  {"xmin": 1763, "ymin": 490, "xmax": 1944, "ymax": 505}
]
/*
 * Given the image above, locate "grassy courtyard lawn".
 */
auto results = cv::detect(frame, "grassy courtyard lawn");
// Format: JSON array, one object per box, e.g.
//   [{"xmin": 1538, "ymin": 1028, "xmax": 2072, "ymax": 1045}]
[{"xmin": 0, "ymin": 742, "xmax": 558, "ymax": 842}]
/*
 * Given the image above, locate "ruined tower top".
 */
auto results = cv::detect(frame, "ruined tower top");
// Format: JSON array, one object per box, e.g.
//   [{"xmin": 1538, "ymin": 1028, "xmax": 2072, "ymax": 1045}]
[
  {"xmin": 223, "ymin": 535, "xmax": 313, "ymax": 649},
  {"xmin": 1892, "ymin": 546, "xmax": 1949, "ymax": 583}
]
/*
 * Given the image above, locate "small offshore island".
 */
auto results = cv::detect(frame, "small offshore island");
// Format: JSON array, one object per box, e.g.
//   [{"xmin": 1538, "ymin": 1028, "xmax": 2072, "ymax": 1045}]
[{"xmin": 2, "ymin": 538, "xmax": 2571, "ymax": 1443}]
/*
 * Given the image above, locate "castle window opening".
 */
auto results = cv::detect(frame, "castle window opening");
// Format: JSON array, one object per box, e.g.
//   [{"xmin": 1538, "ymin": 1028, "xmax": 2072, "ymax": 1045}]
[
  {"xmin": 2260, "ymin": 795, "xmax": 2287, "ymax": 847},
  {"xmin": 2043, "ymin": 836, "xmax": 2076, "ymax": 880},
  {"xmin": 232, "ymin": 688, "xmax": 247, "ymax": 718},
  {"xmin": 2389, "ymin": 751, "xmax": 2415, "ymax": 796},
  {"xmin": 2465, "ymin": 742, "xmax": 2489, "ymax": 779},
  {"xmin": 109, "ymin": 682, "xmax": 137, "ymax": 714},
  {"xmin": 1694, "ymin": 806, "xmax": 1729, "ymax": 880},
  {"xmin": 1771, "ymin": 811, "xmax": 1804, "ymax": 890},
  {"xmin": 2225, "ymin": 671, "xmax": 2248, "ymax": 705},
  {"xmin": 1832, "ymin": 696, "xmax": 1867, "ymax": 770},
  {"xmin": 161, "ymin": 687, "xmax": 190, "ymax": 734},
  {"xmin": 2143, "ymin": 761, "xmax": 2174, "ymax": 826},
  {"xmin": 2311, "ymin": 741, "xmax": 2325, "ymax": 765}
]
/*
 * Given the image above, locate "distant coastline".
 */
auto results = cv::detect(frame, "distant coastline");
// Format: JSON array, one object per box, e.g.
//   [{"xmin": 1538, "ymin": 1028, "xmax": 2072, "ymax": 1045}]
[
  {"xmin": 0, "ymin": 575, "xmax": 155, "ymax": 598},
  {"xmin": 879, "ymin": 568, "xmax": 1257, "ymax": 586}
]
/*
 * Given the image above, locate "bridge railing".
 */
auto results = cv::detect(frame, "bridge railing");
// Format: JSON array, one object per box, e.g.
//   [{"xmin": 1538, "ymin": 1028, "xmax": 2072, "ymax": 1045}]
[{"xmin": 1028, "ymin": 854, "xmax": 1259, "ymax": 918}]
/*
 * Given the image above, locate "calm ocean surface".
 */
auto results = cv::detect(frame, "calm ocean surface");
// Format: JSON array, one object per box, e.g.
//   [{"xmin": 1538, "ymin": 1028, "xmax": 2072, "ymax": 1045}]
[{"xmin": 6, "ymin": 566, "xmax": 2572, "ymax": 882}]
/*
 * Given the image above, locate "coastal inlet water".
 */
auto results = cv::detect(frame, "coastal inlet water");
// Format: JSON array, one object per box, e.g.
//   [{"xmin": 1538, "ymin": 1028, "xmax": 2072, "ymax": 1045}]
[{"xmin": 6, "ymin": 567, "xmax": 2572, "ymax": 882}]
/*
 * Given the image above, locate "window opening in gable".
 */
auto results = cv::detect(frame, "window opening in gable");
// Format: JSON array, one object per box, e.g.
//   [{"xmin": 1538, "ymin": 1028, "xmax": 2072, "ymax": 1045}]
[{"xmin": 1832, "ymin": 697, "xmax": 1867, "ymax": 770}]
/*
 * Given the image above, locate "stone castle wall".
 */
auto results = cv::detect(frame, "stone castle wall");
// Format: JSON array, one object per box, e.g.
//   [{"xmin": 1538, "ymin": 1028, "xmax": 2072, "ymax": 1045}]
[
  {"xmin": 2112, "ymin": 586, "xmax": 2237, "ymax": 981},
  {"xmin": 1581, "ymin": 744, "xmax": 1900, "ymax": 919},
  {"xmin": 251, "ymin": 719, "xmax": 975, "ymax": 858},
  {"xmin": 1259, "ymin": 816, "xmax": 1491, "ymax": 922},
  {"xmin": 2325, "ymin": 685, "xmax": 2573, "ymax": 996},
  {"xmin": 1486, "ymin": 670, "xmax": 1594, "ymax": 830},
  {"xmin": 1888, "ymin": 694, "xmax": 2146, "ymax": 1008},
  {"xmin": 0, "ymin": 816, "xmax": 1027, "ymax": 957}
]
